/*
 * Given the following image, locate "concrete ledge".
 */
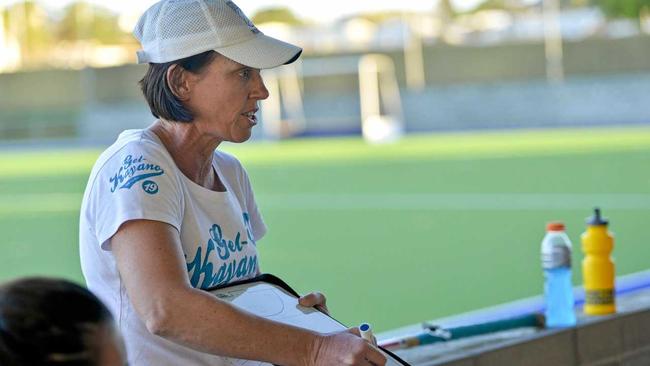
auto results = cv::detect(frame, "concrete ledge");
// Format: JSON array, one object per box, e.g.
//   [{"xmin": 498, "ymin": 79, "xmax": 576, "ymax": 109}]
[
  {"xmin": 417, "ymin": 308, "xmax": 650, "ymax": 366},
  {"xmin": 383, "ymin": 271, "xmax": 650, "ymax": 366}
]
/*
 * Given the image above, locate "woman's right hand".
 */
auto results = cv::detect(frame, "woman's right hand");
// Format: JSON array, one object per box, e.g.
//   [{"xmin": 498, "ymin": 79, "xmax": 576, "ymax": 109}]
[{"xmin": 308, "ymin": 328, "xmax": 387, "ymax": 366}]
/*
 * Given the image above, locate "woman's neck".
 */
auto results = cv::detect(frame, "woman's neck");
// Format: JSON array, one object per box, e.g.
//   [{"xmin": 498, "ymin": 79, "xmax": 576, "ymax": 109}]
[{"xmin": 150, "ymin": 120, "xmax": 224, "ymax": 190}]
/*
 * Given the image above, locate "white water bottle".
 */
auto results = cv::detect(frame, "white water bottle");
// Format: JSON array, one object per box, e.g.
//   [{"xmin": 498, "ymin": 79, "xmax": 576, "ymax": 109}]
[{"xmin": 541, "ymin": 221, "xmax": 576, "ymax": 327}]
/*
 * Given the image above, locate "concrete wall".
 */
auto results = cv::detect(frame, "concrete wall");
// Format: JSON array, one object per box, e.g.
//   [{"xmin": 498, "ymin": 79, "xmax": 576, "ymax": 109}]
[
  {"xmin": 401, "ymin": 74, "xmax": 650, "ymax": 132},
  {"xmin": 429, "ymin": 308, "xmax": 650, "ymax": 366},
  {"xmin": 383, "ymin": 272, "xmax": 650, "ymax": 366},
  {"xmin": 1, "ymin": 36, "xmax": 650, "ymax": 141},
  {"xmin": 303, "ymin": 35, "xmax": 650, "ymax": 87}
]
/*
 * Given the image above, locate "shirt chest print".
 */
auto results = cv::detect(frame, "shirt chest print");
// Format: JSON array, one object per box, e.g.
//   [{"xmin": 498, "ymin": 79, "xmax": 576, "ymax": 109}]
[{"xmin": 186, "ymin": 214, "xmax": 258, "ymax": 288}]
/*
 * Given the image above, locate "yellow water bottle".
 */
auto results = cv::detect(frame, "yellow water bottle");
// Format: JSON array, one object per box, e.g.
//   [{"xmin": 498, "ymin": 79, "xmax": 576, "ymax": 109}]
[{"xmin": 581, "ymin": 207, "xmax": 616, "ymax": 315}]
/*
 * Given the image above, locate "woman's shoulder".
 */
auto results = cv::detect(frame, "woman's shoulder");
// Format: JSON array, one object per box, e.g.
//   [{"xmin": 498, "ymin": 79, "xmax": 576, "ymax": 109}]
[
  {"xmin": 90, "ymin": 129, "xmax": 176, "ymax": 181},
  {"xmin": 102, "ymin": 128, "xmax": 171, "ymax": 159},
  {"xmin": 112, "ymin": 128, "xmax": 169, "ymax": 153}
]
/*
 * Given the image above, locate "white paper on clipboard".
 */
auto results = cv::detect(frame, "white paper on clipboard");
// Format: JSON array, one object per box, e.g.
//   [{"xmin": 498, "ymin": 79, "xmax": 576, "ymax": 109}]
[{"xmin": 207, "ymin": 277, "xmax": 407, "ymax": 366}]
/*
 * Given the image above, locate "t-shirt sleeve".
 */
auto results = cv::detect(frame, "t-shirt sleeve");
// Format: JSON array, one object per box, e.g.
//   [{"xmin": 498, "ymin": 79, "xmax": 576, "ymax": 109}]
[
  {"xmin": 240, "ymin": 165, "xmax": 267, "ymax": 243},
  {"xmin": 89, "ymin": 142, "xmax": 183, "ymax": 250}
]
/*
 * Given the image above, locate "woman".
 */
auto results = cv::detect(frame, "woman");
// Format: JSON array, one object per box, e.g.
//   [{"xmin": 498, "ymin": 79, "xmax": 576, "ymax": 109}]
[
  {"xmin": 79, "ymin": 0, "xmax": 386, "ymax": 365},
  {"xmin": 0, "ymin": 277, "xmax": 126, "ymax": 366}
]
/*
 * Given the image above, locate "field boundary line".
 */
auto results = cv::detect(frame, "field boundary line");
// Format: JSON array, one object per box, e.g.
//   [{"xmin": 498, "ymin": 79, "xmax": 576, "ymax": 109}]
[
  {"xmin": 3, "ymin": 192, "xmax": 649, "ymax": 215},
  {"xmin": 258, "ymin": 193, "xmax": 650, "ymax": 210}
]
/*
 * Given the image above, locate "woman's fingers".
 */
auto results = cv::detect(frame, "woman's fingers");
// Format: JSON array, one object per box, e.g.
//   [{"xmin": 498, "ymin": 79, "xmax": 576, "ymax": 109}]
[
  {"xmin": 298, "ymin": 292, "xmax": 329, "ymax": 315},
  {"xmin": 363, "ymin": 344, "xmax": 387, "ymax": 366},
  {"xmin": 313, "ymin": 331, "xmax": 387, "ymax": 366},
  {"xmin": 347, "ymin": 326, "xmax": 361, "ymax": 337}
]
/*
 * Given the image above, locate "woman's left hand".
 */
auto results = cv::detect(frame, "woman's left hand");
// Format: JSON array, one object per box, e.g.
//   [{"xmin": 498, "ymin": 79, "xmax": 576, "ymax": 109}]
[{"xmin": 298, "ymin": 292, "xmax": 329, "ymax": 315}]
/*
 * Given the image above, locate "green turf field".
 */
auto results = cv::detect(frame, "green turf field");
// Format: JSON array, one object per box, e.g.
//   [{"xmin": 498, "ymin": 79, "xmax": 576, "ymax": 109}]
[{"xmin": 1, "ymin": 126, "xmax": 649, "ymax": 332}]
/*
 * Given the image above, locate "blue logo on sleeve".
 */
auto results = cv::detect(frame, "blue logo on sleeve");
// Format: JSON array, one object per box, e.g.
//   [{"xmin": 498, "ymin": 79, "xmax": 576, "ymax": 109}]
[
  {"xmin": 109, "ymin": 155, "xmax": 164, "ymax": 192},
  {"xmin": 142, "ymin": 180, "xmax": 159, "ymax": 194}
]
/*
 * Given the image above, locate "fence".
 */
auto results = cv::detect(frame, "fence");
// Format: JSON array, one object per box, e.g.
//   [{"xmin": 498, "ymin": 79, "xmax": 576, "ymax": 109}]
[{"xmin": 1, "ymin": 35, "xmax": 650, "ymax": 142}]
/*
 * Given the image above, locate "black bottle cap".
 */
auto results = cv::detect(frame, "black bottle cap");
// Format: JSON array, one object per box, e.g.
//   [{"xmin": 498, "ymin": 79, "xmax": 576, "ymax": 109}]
[{"xmin": 586, "ymin": 207, "xmax": 608, "ymax": 226}]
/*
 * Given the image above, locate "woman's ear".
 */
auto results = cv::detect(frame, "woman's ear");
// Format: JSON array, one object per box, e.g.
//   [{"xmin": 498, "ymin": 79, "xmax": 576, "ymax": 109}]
[{"xmin": 166, "ymin": 64, "xmax": 191, "ymax": 100}]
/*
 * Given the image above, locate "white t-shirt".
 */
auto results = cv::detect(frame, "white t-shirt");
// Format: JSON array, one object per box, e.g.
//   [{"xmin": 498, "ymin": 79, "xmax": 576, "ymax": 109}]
[{"xmin": 79, "ymin": 128, "xmax": 267, "ymax": 365}]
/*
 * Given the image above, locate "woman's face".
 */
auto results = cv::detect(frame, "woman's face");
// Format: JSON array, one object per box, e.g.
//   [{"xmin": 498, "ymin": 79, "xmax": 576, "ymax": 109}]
[{"xmin": 183, "ymin": 55, "xmax": 269, "ymax": 143}]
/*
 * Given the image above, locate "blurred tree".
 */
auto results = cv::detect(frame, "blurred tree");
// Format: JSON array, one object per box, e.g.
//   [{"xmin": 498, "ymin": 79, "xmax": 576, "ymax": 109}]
[
  {"xmin": 357, "ymin": 11, "xmax": 404, "ymax": 24},
  {"xmin": 3, "ymin": 1, "xmax": 53, "ymax": 64},
  {"xmin": 437, "ymin": 0, "xmax": 456, "ymax": 21},
  {"xmin": 434, "ymin": 0, "xmax": 456, "ymax": 43},
  {"xmin": 474, "ymin": 0, "xmax": 585, "ymax": 12},
  {"xmin": 474, "ymin": 0, "xmax": 537, "ymax": 12},
  {"xmin": 590, "ymin": 0, "xmax": 650, "ymax": 18},
  {"xmin": 1, "ymin": 7, "xmax": 8, "ymax": 34},
  {"xmin": 251, "ymin": 7, "xmax": 303, "ymax": 25},
  {"xmin": 57, "ymin": 1, "xmax": 127, "ymax": 43}
]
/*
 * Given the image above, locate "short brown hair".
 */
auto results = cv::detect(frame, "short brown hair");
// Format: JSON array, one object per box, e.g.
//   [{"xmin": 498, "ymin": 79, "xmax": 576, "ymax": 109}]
[{"xmin": 139, "ymin": 50, "xmax": 219, "ymax": 123}]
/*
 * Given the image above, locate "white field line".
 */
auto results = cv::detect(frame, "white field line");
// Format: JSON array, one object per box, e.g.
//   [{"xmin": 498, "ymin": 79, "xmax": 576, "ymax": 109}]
[
  {"xmin": 258, "ymin": 193, "xmax": 650, "ymax": 210},
  {"xmin": 1, "ymin": 193, "xmax": 649, "ymax": 216}
]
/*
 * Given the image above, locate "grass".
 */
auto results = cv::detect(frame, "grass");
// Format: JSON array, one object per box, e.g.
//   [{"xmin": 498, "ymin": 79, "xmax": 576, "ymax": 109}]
[{"xmin": 1, "ymin": 125, "xmax": 649, "ymax": 331}]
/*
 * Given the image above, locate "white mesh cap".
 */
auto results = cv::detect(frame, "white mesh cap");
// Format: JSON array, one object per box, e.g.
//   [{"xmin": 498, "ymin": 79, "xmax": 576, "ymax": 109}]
[{"xmin": 133, "ymin": 0, "xmax": 302, "ymax": 69}]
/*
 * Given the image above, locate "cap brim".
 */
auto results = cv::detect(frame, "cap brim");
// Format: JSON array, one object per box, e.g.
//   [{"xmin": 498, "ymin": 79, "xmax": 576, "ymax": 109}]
[{"xmin": 214, "ymin": 33, "xmax": 302, "ymax": 69}]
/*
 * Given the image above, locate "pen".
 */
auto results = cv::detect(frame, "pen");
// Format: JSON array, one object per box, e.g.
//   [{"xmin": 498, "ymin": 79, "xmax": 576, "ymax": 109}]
[{"xmin": 359, "ymin": 322, "xmax": 374, "ymax": 344}]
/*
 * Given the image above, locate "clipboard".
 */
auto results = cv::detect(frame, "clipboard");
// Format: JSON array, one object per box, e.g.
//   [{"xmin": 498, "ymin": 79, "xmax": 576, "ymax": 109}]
[{"xmin": 206, "ymin": 274, "xmax": 410, "ymax": 366}]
